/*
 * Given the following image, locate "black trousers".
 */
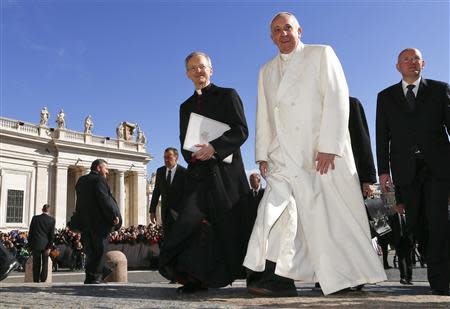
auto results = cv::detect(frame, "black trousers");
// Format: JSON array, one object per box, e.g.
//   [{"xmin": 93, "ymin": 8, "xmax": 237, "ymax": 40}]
[
  {"xmin": 32, "ymin": 249, "xmax": 49, "ymax": 282},
  {"xmin": 81, "ymin": 230, "xmax": 108, "ymax": 280},
  {"xmin": 396, "ymin": 237, "xmax": 413, "ymax": 281},
  {"xmin": 0, "ymin": 242, "xmax": 15, "ymax": 272},
  {"xmin": 399, "ymin": 159, "xmax": 450, "ymax": 292}
]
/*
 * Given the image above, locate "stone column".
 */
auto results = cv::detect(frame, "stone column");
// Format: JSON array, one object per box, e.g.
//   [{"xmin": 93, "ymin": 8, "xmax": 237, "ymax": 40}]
[
  {"xmin": 34, "ymin": 162, "xmax": 49, "ymax": 217},
  {"xmin": 136, "ymin": 171, "xmax": 148, "ymax": 225},
  {"xmin": 117, "ymin": 170, "xmax": 126, "ymax": 227},
  {"xmin": 54, "ymin": 164, "xmax": 68, "ymax": 228}
]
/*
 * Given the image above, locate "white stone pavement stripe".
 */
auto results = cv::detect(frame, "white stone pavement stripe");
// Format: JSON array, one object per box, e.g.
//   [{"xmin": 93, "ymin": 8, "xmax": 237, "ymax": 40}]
[{"xmin": 6, "ymin": 270, "xmax": 152, "ymax": 279}]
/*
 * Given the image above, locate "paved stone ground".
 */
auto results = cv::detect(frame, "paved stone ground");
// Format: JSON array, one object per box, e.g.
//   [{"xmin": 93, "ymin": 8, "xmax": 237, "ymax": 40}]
[
  {"xmin": 1, "ymin": 254, "xmax": 448, "ymax": 308},
  {"xmin": 1, "ymin": 270, "xmax": 449, "ymax": 309},
  {"xmin": 1, "ymin": 280, "xmax": 449, "ymax": 308}
]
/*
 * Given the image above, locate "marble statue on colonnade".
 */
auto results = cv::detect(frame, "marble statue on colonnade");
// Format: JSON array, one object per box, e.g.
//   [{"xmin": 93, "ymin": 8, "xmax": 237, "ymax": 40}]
[
  {"xmin": 84, "ymin": 115, "xmax": 93, "ymax": 134},
  {"xmin": 39, "ymin": 107, "xmax": 49, "ymax": 127},
  {"xmin": 56, "ymin": 109, "xmax": 65, "ymax": 129}
]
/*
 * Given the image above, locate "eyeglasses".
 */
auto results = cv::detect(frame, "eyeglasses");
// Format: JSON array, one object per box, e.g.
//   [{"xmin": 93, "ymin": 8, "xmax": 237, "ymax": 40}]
[
  {"xmin": 399, "ymin": 57, "xmax": 423, "ymax": 63},
  {"xmin": 187, "ymin": 64, "xmax": 210, "ymax": 72}
]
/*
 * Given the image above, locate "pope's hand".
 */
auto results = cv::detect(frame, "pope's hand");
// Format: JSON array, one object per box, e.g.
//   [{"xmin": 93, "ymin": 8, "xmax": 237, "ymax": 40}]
[
  {"xmin": 315, "ymin": 152, "xmax": 336, "ymax": 175},
  {"xmin": 259, "ymin": 161, "xmax": 268, "ymax": 179}
]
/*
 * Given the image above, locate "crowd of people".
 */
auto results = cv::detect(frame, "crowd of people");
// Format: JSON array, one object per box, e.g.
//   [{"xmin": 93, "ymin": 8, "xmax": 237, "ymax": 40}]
[
  {"xmin": 0, "ymin": 223, "xmax": 163, "ymax": 273},
  {"xmin": 108, "ymin": 225, "xmax": 163, "ymax": 245}
]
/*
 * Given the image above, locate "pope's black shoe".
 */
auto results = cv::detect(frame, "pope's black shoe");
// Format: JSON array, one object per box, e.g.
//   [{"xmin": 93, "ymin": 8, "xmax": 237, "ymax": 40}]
[
  {"xmin": 248, "ymin": 276, "xmax": 297, "ymax": 297},
  {"xmin": 0, "ymin": 261, "xmax": 19, "ymax": 281}
]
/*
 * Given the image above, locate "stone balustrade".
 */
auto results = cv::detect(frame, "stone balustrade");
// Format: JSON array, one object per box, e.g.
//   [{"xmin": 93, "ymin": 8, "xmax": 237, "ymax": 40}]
[{"xmin": 0, "ymin": 116, "xmax": 146, "ymax": 153}]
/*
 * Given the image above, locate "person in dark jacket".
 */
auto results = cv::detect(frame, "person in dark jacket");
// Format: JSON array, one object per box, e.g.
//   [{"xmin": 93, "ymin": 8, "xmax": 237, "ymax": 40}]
[
  {"xmin": 74, "ymin": 159, "xmax": 121, "ymax": 284},
  {"xmin": 28, "ymin": 204, "xmax": 55, "ymax": 282},
  {"xmin": 149, "ymin": 147, "xmax": 187, "ymax": 239},
  {"xmin": 159, "ymin": 51, "xmax": 249, "ymax": 293},
  {"xmin": 376, "ymin": 48, "xmax": 450, "ymax": 295},
  {"xmin": 243, "ymin": 173, "xmax": 265, "ymax": 251}
]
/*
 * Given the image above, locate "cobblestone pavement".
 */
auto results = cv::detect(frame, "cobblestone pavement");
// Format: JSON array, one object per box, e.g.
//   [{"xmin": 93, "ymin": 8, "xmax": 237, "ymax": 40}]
[
  {"xmin": 1, "ymin": 256, "xmax": 448, "ymax": 309},
  {"xmin": 1, "ymin": 278, "xmax": 449, "ymax": 308}
]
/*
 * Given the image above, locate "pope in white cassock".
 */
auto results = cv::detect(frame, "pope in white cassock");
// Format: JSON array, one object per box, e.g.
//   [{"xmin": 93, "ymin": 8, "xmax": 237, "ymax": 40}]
[{"xmin": 243, "ymin": 12, "xmax": 387, "ymax": 296}]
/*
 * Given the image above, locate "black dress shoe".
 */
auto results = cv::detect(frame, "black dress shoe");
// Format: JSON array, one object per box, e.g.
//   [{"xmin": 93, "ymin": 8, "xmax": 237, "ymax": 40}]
[
  {"xmin": 431, "ymin": 289, "xmax": 450, "ymax": 296},
  {"xmin": 0, "ymin": 261, "xmax": 19, "ymax": 281},
  {"xmin": 400, "ymin": 279, "xmax": 412, "ymax": 285},
  {"xmin": 248, "ymin": 279, "xmax": 297, "ymax": 297},
  {"xmin": 383, "ymin": 265, "xmax": 393, "ymax": 269}
]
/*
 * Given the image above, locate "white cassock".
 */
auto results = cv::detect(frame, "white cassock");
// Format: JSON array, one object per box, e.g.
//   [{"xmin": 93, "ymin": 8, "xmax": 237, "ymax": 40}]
[{"xmin": 243, "ymin": 42, "xmax": 387, "ymax": 295}]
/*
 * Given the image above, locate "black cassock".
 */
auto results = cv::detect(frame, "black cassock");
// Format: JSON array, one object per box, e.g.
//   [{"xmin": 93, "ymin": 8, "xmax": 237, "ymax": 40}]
[{"xmin": 159, "ymin": 83, "xmax": 249, "ymax": 288}]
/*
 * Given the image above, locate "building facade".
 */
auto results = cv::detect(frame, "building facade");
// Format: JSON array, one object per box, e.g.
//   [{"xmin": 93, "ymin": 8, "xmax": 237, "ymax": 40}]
[{"xmin": 0, "ymin": 115, "xmax": 152, "ymax": 230}]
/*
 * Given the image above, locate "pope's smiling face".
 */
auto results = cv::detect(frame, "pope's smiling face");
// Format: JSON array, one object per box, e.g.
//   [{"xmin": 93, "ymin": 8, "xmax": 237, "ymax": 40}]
[{"xmin": 271, "ymin": 13, "xmax": 302, "ymax": 54}]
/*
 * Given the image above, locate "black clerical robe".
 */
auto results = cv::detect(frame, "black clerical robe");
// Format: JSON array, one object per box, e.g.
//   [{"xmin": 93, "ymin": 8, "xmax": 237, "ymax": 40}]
[{"xmin": 158, "ymin": 83, "xmax": 249, "ymax": 288}]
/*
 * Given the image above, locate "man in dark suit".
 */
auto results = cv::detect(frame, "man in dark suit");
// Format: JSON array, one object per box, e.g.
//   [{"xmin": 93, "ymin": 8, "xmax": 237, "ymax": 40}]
[
  {"xmin": 389, "ymin": 191, "xmax": 414, "ymax": 285},
  {"xmin": 74, "ymin": 159, "xmax": 121, "ymax": 284},
  {"xmin": 149, "ymin": 147, "xmax": 186, "ymax": 239},
  {"xmin": 243, "ymin": 173, "xmax": 265, "ymax": 250},
  {"xmin": 28, "ymin": 204, "xmax": 55, "ymax": 282},
  {"xmin": 376, "ymin": 48, "xmax": 450, "ymax": 295},
  {"xmin": 159, "ymin": 51, "xmax": 249, "ymax": 293}
]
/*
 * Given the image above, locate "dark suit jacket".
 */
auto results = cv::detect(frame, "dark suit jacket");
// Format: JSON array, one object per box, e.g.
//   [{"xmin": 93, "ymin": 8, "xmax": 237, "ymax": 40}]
[
  {"xmin": 376, "ymin": 79, "xmax": 450, "ymax": 185},
  {"xmin": 28, "ymin": 213, "xmax": 55, "ymax": 251},
  {"xmin": 388, "ymin": 213, "xmax": 412, "ymax": 249},
  {"xmin": 149, "ymin": 165, "xmax": 187, "ymax": 224},
  {"xmin": 349, "ymin": 97, "xmax": 377, "ymax": 185},
  {"xmin": 74, "ymin": 171, "xmax": 121, "ymax": 234},
  {"xmin": 179, "ymin": 83, "xmax": 249, "ymax": 211},
  {"xmin": 243, "ymin": 188, "xmax": 265, "ymax": 246}
]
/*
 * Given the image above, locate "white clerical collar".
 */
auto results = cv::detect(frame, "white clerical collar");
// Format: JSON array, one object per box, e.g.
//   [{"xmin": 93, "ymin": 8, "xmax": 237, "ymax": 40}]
[
  {"xmin": 196, "ymin": 82, "xmax": 211, "ymax": 95},
  {"xmin": 279, "ymin": 41, "xmax": 304, "ymax": 61}
]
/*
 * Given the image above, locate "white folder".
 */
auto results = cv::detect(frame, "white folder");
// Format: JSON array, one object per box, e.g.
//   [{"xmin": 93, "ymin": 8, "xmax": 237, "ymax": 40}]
[{"xmin": 183, "ymin": 112, "xmax": 233, "ymax": 163}]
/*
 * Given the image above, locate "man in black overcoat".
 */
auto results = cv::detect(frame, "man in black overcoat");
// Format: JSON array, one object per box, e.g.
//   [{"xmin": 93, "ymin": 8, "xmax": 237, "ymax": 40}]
[
  {"xmin": 159, "ymin": 51, "xmax": 249, "ymax": 293},
  {"xmin": 376, "ymin": 48, "xmax": 450, "ymax": 295},
  {"xmin": 149, "ymin": 147, "xmax": 186, "ymax": 239},
  {"xmin": 74, "ymin": 159, "xmax": 121, "ymax": 284},
  {"xmin": 243, "ymin": 173, "xmax": 265, "ymax": 251},
  {"xmin": 28, "ymin": 204, "xmax": 55, "ymax": 282}
]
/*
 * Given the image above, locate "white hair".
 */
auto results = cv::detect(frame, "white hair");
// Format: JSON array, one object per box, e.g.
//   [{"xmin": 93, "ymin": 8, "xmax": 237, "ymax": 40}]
[{"xmin": 270, "ymin": 11, "xmax": 300, "ymax": 30}]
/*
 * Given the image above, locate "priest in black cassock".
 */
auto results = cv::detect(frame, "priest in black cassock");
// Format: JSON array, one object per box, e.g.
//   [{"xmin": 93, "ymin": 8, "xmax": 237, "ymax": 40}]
[{"xmin": 158, "ymin": 51, "xmax": 249, "ymax": 293}]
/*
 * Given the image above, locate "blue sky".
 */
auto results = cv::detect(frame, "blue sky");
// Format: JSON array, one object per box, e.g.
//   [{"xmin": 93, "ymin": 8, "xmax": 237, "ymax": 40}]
[{"xmin": 2, "ymin": 0, "xmax": 449, "ymax": 178}]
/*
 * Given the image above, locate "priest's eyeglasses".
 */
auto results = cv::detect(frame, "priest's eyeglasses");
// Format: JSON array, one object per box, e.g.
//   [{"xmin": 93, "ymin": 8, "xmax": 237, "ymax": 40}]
[{"xmin": 187, "ymin": 64, "xmax": 210, "ymax": 72}]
